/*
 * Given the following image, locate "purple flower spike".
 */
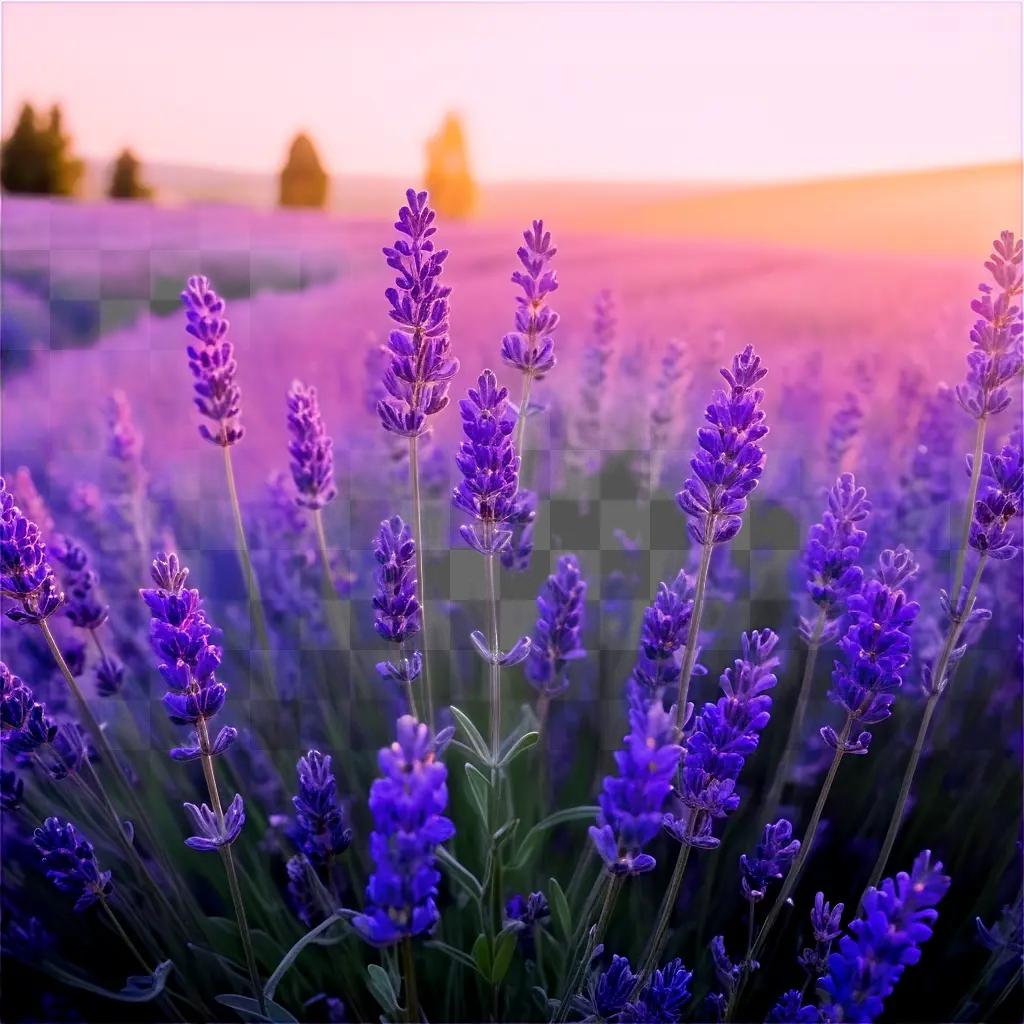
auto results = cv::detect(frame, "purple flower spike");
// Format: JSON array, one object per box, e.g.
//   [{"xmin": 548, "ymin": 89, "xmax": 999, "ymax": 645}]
[
  {"xmin": 501, "ymin": 220, "xmax": 559, "ymax": 378},
  {"xmin": 180, "ymin": 275, "xmax": 244, "ymax": 447},
  {"xmin": 33, "ymin": 817, "xmax": 113, "ymax": 912},
  {"xmin": 677, "ymin": 346, "xmax": 769, "ymax": 546},
  {"xmin": 739, "ymin": 819, "xmax": 800, "ymax": 902},
  {"xmin": 452, "ymin": 370, "xmax": 525, "ymax": 553},
  {"xmin": 2, "ymin": 661, "xmax": 57, "ymax": 755},
  {"xmin": 377, "ymin": 189, "xmax": 458, "ymax": 438},
  {"xmin": 811, "ymin": 891, "xmax": 845, "ymax": 943},
  {"xmin": 956, "ymin": 231, "xmax": 1022, "ymax": 419},
  {"xmin": 183, "ymin": 793, "xmax": 245, "ymax": 851},
  {"xmin": 666, "ymin": 629, "xmax": 781, "ymax": 849},
  {"xmin": 589, "ymin": 695, "xmax": 683, "ymax": 875},
  {"xmin": 766, "ymin": 991, "xmax": 820, "ymax": 1023},
  {"xmin": 820, "ymin": 851, "xmax": 950, "ymax": 1022},
  {"xmin": 0, "ymin": 477, "xmax": 64, "ymax": 625},
  {"xmin": 293, "ymin": 750, "xmax": 353, "ymax": 867},
  {"xmin": 525, "ymin": 554, "xmax": 587, "ymax": 696},
  {"xmin": 50, "ymin": 536, "xmax": 109, "ymax": 631},
  {"xmin": 968, "ymin": 439, "xmax": 1023, "ymax": 559},
  {"xmin": 353, "ymin": 716, "xmax": 455, "ymax": 946},
  {"xmin": 372, "ymin": 516, "xmax": 421, "ymax": 644},
  {"xmin": 287, "ymin": 380, "xmax": 337, "ymax": 510}
]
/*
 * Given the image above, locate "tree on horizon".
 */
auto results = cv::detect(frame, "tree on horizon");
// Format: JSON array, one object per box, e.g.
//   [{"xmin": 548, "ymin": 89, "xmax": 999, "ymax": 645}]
[
  {"xmin": 108, "ymin": 148, "xmax": 153, "ymax": 200},
  {"xmin": 1, "ymin": 102, "xmax": 83, "ymax": 196},
  {"xmin": 279, "ymin": 132, "xmax": 329, "ymax": 209},
  {"xmin": 424, "ymin": 112, "xmax": 477, "ymax": 220}
]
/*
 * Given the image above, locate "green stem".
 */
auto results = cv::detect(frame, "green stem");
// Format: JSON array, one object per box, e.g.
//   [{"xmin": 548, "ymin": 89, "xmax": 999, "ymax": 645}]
[
  {"xmin": 484, "ymin": 542, "xmax": 504, "ymax": 939},
  {"xmin": 863, "ymin": 553, "xmax": 988, "ymax": 895},
  {"xmin": 401, "ymin": 937, "xmax": 420, "ymax": 1023},
  {"xmin": 196, "ymin": 718, "xmax": 265, "ymax": 1014},
  {"xmin": 514, "ymin": 371, "xmax": 535, "ymax": 480},
  {"xmin": 674, "ymin": 534, "xmax": 715, "ymax": 728},
  {"xmin": 222, "ymin": 443, "xmax": 274, "ymax": 695},
  {"xmin": 101, "ymin": 898, "xmax": 152, "ymax": 974},
  {"xmin": 762, "ymin": 609, "xmax": 827, "ymax": 819},
  {"xmin": 951, "ymin": 414, "xmax": 988, "ymax": 599},
  {"xmin": 634, "ymin": 839, "xmax": 693, "ymax": 990},
  {"xmin": 312, "ymin": 507, "xmax": 348, "ymax": 651},
  {"xmin": 408, "ymin": 435, "xmax": 434, "ymax": 724}
]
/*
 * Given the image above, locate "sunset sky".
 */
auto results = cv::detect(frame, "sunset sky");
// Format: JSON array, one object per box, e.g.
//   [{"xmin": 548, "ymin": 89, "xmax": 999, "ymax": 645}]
[{"xmin": 2, "ymin": 1, "xmax": 1021, "ymax": 183}]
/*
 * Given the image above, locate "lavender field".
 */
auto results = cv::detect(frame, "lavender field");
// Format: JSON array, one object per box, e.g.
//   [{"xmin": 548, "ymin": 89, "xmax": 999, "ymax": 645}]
[{"xmin": 1, "ymin": 191, "xmax": 1021, "ymax": 1024}]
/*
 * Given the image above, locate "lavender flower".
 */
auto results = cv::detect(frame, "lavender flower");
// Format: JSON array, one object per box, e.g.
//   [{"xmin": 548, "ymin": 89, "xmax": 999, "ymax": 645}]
[
  {"xmin": 819, "ymin": 850, "xmax": 950, "ymax": 1022},
  {"xmin": 677, "ymin": 346, "xmax": 769, "ymax": 545},
  {"xmin": 183, "ymin": 794, "xmax": 246, "ymax": 852},
  {"xmin": 573, "ymin": 291, "xmax": 616, "ymax": 464},
  {"xmin": 821, "ymin": 553, "xmax": 919, "ymax": 755},
  {"xmin": 968, "ymin": 439, "xmax": 1023, "ymax": 559},
  {"xmin": 33, "ymin": 817, "xmax": 113, "ymax": 911},
  {"xmin": 452, "ymin": 370, "xmax": 524, "ymax": 554},
  {"xmin": 180, "ymin": 275, "xmax": 244, "ymax": 446},
  {"xmin": 293, "ymin": 750, "xmax": 353, "ymax": 868},
  {"xmin": 501, "ymin": 220, "xmax": 559, "ymax": 378},
  {"xmin": 1, "ymin": 661, "xmax": 56, "ymax": 754},
  {"xmin": 353, "ymin": 716, "xmax": 454, "ymax": 946},
  {"xmin": 372, "ymin": 516, "xmax": 421, "ymax": 644},
  {"xmin": 826, "ymin": 391, "xmax": 863, "ymax": 470},
  {"xmin": 286, "ymin": 380, "xmax": 337, "ymax": 510},
  {"xmin": 799, "ymin": 892, "xmax": 845, "ymax": 979},
  {"xmin": 802, "ymin": 474, "xmax": 870, "ymax": 638},
  {"xmin": 648, "ymin": 339, "xmax": 691, "ymax": 494},
  {"xmin": 107, "ymin": 388, "xmax": 144, "ymax": 464},
  {"xmin": 377, "ymin": 189, "xmax": 458, "ymax": 438},
  {"xmin": 139, "ymin": 553, "xmax": 237, "ymax": 758},
  {"xmin": 95, "ymin": 656, "xmax": 125, "ymax": 698},
  {"xmin": 589, "ymin": 696, "xmax": 683, "ymax": 874},
  {"xmin": 666, "ymin": 629, "xmax": 780, "ymax": 849},
  {"xmin": 630, "ymin": 572, "xmax": 699, "ymax": 706},
  {"xmin": 524, "ymin": 554, "xmax": 587, "ymax": 696},
  {"xmin": 500, "ymin": 489, "xmax": 537, "ymax": 572},
  {"xmin": 956, "ymin": 231, "xmax": 1023, "ymax": 419},
  {"xmin": 0, "ymin": 477, "xmax": 64, "ymax": 624},
  {"xmin": 1, "ymin": 767, "xmax": 25, "ymax": 809},
  {"xmin": 739, "ymin": 819, "xmax": 800, "ymax": 902},
  {"xmin": 575, "ymin": 954, "xmax": 636, "ymax": 1020},
  {"xmin": 766, "ymin": 991, "xmax": 821, "ymax": 1023},
  {"xmin": 49, "ymin": 536, "xmax": 109, "ymax": 631},
  {"xmin": 505, "ymin": 891, "xmax": 550, "ymax": 959}
]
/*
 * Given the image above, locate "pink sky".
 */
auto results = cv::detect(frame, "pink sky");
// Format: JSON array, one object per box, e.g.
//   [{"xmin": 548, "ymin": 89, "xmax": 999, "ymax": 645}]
[{"xmin": 2, "ymin": 2, "xmax": 1021, "ymax": 183}]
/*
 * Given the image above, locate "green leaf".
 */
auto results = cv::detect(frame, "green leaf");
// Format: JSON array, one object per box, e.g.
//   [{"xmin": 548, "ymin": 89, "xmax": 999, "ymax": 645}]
[
  {"xmin": 470, "ymin": 933, "xmax": 492, "ymax": 980},
  {"xmin": 263, "ymin": 912, "xmax": 346, "ymax": 1000},
  {"xmin": 510, "ymin": 806, "xmax": 598, "ymax": 872},
  {"xmin": 436, "ymin": 845, "xmax": 484, "ymax": 902},
  {"xmin": 493, "ymin": 818, "xmax": 520, "ymax": 849},
  {"xmin": 549, "ymin": 877, "xmax": 572, "ymax": 941},
  {"xmin": 43, "ymin": 960, "xmax": 174, "ymax": 1004},
  {"xmin": 464, "ymin": 762, "xmax": 491, "ymax": 825},
  {"xmin": 424, "ymin": 939, "xmax": 485, "ymax": 977},
  {"xmin": 216, "ymin": 994, "xmax": 299, "ymax": 1023},
  {"xmin": 491, "ymin": 928, "xmax": 518, "ymax": 985},
  {"xmin": 498, "ymin": 730, "xmax": 539, "ymax": 768},
  {"xmin": 366, "ymin": 963, "xmax": 399, "ymax": 1015},
  {"xmin": 450, "ymin": 705, "xmax": 491, "ymax": 762}
]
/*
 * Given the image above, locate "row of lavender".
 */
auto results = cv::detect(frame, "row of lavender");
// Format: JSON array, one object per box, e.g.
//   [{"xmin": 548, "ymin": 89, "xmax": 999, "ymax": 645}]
[{"xmin": 1, "ymin": 194, "xmax": 1021, "ymax": 1024}]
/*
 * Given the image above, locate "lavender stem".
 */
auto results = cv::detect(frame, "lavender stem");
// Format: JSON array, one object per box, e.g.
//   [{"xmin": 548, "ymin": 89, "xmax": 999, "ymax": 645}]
[
  {"xmin": 633, "ymin": 840, "xmax": 693, "ymax": 989},
  {"xmin": 951, "ymin": 413, "xmax": 989, "ymax": 598},
  {"xmin": 674, "ymin": 532, "xmax": 714, "ymax": 727},
  {"xmin": 409, "ymin": 435, "xmax": 434, "ymax": 725},
  {"xmin": 401, "ymin": 937, "xmax": 420, "ymax": 1023},
  {"xmin": 312, "ymin": 507, "xmax": 348, "ymax": 652}
]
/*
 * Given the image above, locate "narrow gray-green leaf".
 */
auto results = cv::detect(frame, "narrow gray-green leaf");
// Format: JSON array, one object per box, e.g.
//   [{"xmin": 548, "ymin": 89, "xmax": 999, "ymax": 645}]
[
  {"xmin": 464, "ymin": 762, "xmax": 491, "ymax": 826},
  {"xmin": 263, "ymin": 912, "xmax": 345, "ymax": 1000},
  {"xmin": 449, "ymin": 705, "xmax": 491, "ymax": 762},
  {"xmin": 471, "ymin": 933, "xmax": 492, "ymax": 979},
  {"xmin": 436, "ymin": 845, "xmax": 484, "ymax": 902},
  {"xmin": 424, "ymin": 939, "xmax": 485, "ymax": 977},
  {"xmin": 216, "ymin": 994, "xmax": 298, "ymax": 1023},
  {"xmin": 510, "ymin": 806, "xmax": 598, "ymax": 871},
  {"xmin": 366, "ymin": 963, "xmax": 399, "ymax": 1014},
  {"xmin": 43, "ymin": 961, "xmax": 174, "ymax": 1004},
  {"xmin": 497, "ymin": 730, "xmax": 539, "ymax": 769},
  {"xmin": 549, "ymin": 877, "xmax": 572, "ymax": 941},
  {"xmin": 491, "ymin": 929, "xmax": 519, "ymax": 985}
]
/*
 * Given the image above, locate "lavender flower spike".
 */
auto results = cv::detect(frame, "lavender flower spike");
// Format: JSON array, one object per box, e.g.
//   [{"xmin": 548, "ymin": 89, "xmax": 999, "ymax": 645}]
[
  {"xmin": 501, "ymin": 219, "xmax": 559, "ymax": 378},
  {"xmin": 293, "ymin": 750, "xmax": 353, "ymax": 867},
  {"xmin": 452, "ymin": 369, "xmax": 527, "ymax": 554},
  {"xmin": 739, "ymin": 819, "xmax": 800, "ymax": 902},
  {"xmin": 49, "ymin": 535, "xmax": 109, "ymax": 631},
  {"xmin": 181, "ymin": 275, "xmax": 244, "ymax": 446},
  {"xmin": 677, "ymin": 346, "xmax": 769, "ymax": 545},
  {"xmin": 183, "ymin": 792, "xmax": 246, "ymax": 851},
  {"xmin": 967, "ymin": 438, "xmax": 1023, "ymax": 560},
  {"xmin": 0, "ymin": 477, "xmax": 64, "ymax": 624},
  {"xmin": 287, "ymin": 380, "xmax": 337, "ymax": 510},
  {"xmin": 33, "ymin": 817, "xmax": 113, "ymax": 911},
  {"xmin": 377, "ymin": 189, "xmax": 458, "ymax": 438},
  {"xmin": 353, "ymin": 716, "xmax": 455, "ymax": 946},
  {"xmin": 524, "ymin": 554, "xmax": 587, "ymax": 696}
]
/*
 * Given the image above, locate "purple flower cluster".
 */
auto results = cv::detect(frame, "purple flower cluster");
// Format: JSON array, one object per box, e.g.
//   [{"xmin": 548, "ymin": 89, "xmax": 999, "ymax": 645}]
[
  {"xmin": 500, "ymin": 489, "xmax": 538, "ymax": 572},
  {"xmin": 293, "ymin": 750, "xmax": 353, "ymax": 868},
  {"xmin": 803, "ymin": 474, "xmax": 869, "ymax": 619},
  {"xmin": 956, "ymin": 231, "xmax": 1023, "ymax": 419},
  {"xmin": 739, "ymin": 819, "xmax": 800, "ymax": 903},
  {"xmin": 968, "ymin": 438, "xmax": 1023, "ymax": 560},
  {"xmin": 286, "ymin": 380, "xmax": 337, "ymax": 510},
  {"xmin": 33, "ymin": 817, "xmax": 112, "ymax": 912},
  {"xmin": 139, "ymin": 553, "xmax": 237, "ymax": 760},
  {"xmin": 183, "ymin": 795, "xmax": 245, "ymax": 852},
  {"xmin": 372, "ymin": 516, "xmax": 423, "ymax": 687},
  {"xmin": 819, "ymin": 850, "xmax": 950, "ymax": 1022},
  {"xmin": 452, "ymin": 370, "xmax": 525, "ymax": 554},
  {"xmin": 377, "ymin": 189, "xmax": 458, "ymax": 438},
  {"xmin": 826, "ymin": 391, "xmax": 864, "ymax": 470},
  {"xmin": 501, "ymin": 220, "xmax": 559, "ymax": 378},
  {"xmin": 667, "ymin": 629, "xmax": 780, "ymax": 849},
  {"xmin": 505, "ymin": 890, "xmax": 550, "ymax": 959},
  {"xmin": 798, "ymin": 891, "xmax": 845, "ymax": 979},
  {"xmin": 579, "ymin": 954, "xmax": 692, "ymax": 1024},
  {"xmin": 822, "ymin": 554, "xmax": 920, "ymax": 755},
  {"xmin": 524, "ymin": 554, "xmax": 587, "ymax": 696},
  {"xmin": 1, "ymin": 477, "xmax": 64, "ymax": 625},
  {"xmin": 353, "ymin": 716, "xmax": 454, "ymax": 946},
  {"xmin": 677, "ymin": 346, "xmax": 769, "ymax": 545},
  {"xmin": 589, "ymin": 697, "xmax": 683, "ymax": 875},
  {"xmin": 49, "ymin": 536, "xmax": 109, "ymax": 631},
  {"xmin": 181, "ymin": 275, "xmax": 244, "ymax": 447},
  {"xmin": 630, "ymin": 572, "xmax": 699, "ymax": 706},
  {"xmin": 766, "ymin": 990, "xmax": 821, "ymax": 1023},
  {"xmin": 2, "ymin": 660, "xmax": 56, "ymax": 755}
]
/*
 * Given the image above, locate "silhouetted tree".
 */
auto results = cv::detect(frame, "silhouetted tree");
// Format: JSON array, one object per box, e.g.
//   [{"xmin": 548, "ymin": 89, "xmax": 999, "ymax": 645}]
[
  {"xmin": 108, "ymin": 148, "xmax": 152, "ymax": 200},
  {"xmin": 424, "ymin": 113, "xmax": 477, "ymax": 220},
  {"xmin": 1, "ymin": 102, "xmax": 83, "ymax": 195},
  {"xmin": 279, "ymin": 132, "xmax": 329, "ymax": 208}
]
